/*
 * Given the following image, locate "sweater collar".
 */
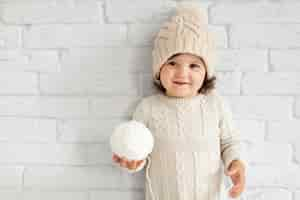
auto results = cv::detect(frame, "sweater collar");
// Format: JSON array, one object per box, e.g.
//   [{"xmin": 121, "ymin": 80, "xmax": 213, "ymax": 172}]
[{"xmin": 157, "ymin": 92, "xmax": 205, "ymax": 109}]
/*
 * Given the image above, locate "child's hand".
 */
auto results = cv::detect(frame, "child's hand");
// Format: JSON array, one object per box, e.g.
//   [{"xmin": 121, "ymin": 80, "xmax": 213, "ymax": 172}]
[
  {"xmin": 112, "ymin": 153, "xmax": 145, "ymax": 170},
  {"xmin": 225, "ymin": 160, "xmax": 246, "ymax": 199}
]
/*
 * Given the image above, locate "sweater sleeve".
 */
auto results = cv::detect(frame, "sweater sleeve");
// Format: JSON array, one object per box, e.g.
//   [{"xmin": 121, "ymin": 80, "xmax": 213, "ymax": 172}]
[
  {"xmin": 124, "ymin": 98, "xmax": 150, "ymax": 173},
  {"xmin": 132, "ymin": 98, "xmax": 149, "ymax": 126},
  {"xmin": 215, "ymin": 92, "xmax": 247, "ymax": 172}
]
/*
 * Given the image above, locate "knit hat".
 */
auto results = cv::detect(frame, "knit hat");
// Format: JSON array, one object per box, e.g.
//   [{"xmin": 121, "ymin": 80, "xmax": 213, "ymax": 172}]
[{"xmin": 152, "ymin": 3, "xmax": 217, "ymax": 85}]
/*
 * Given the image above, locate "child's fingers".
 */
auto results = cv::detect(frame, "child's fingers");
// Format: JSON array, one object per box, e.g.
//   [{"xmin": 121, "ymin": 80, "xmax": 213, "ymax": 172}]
[
  {"xmin": 112, "ymin": 154, "xmax": 120, "ymax": 163},
  {"xmin": 232, "ymin": 172, "xmax": 245, "ymax": 188},
  {"xmin": 122, "ymin": 159, "xmax": 144, "ymax": 170},
  {"xmin": 120, "ymin": 157, "xmax": 128, "ymax": 168},
  {"xmin": 128, "ymin": 160, "xmax": 137, "ymax": 170},
  {"xmin": 229, "ymin": 190, "xmax": 239, "ymax": 198},
  {"xmin": 231, "ymin": 177, "xmax": 243, "ymax": 191},
  {"xmin": 229, "ymin": 176, "xmax": 245, "ymax": 198},
  {"xmin": 137, "ymin": 159, "xmax": 144, "ymax": 166},
  {"xmin": 229, "ymin": 184, "xmax": 242, "ymax": 198},
  {"xmin": 127, "ymin": 159, "xmax": 144, "ymax": 170},
  {"xmin": 114, "ymin": 155, "xmax": 145, "ymax": 170},
  {"xmin": 229, "ymin": 185, "xmax": 240, "ymax": 196},
  {"xmin": 121, "ymin": 157, "xmax": 136, "ymax": 169},
  {"xmin": 231, "ymin": 183, "xmax": 242, "ymax": 191}
]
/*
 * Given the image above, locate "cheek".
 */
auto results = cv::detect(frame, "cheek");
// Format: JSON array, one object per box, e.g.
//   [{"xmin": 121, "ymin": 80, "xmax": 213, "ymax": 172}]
[
  {"xmin": 194, "ymin": 72, "xmax": 205, "ymax": 82},
  {"xmin": 194, "ymin": 73, "xmax": 206, "ymax": 85},
  {"xmin": 159, "ymin": 70, "xmax": 170, "ymax": 88},
  {"xmin": 161, "ymin": 68, "xmax": 173, "ymax": 81}
]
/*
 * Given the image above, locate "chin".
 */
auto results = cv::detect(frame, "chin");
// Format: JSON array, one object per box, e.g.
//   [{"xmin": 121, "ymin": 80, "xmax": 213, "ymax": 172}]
[{"xmin": 170, "ymin": 90, "xmax": 192, "ymax": 97}]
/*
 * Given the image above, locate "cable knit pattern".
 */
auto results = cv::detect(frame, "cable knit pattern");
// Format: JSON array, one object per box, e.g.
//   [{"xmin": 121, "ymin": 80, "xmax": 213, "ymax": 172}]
[{"xmin": 128, "ymin": 90, "xmax": 246, "ymax": 200}]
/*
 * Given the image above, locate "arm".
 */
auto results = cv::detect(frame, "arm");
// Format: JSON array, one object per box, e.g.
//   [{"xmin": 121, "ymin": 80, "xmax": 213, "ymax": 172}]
[
  {"xmin": 215, "ymin": 93, "xmax": 247, "ymax": 172},
  {"xmin": 132, "ymin": 98, "xmax": 149, "ymax": 126},
  {"xmin": 124, "ymin": 98, "xmax": 150, "ymax": 173}
]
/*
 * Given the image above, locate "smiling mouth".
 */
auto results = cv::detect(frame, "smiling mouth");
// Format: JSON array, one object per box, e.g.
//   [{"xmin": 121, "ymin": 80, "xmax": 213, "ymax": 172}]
[{"xmin": 173, "ymin": 81, "xmax": 190, "ymax": 85}]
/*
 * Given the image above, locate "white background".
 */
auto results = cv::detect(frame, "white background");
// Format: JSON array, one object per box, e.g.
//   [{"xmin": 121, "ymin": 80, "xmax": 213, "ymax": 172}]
[{"xmin": 0, "ymin": 0, "xmax": 299, "ymax": 199}]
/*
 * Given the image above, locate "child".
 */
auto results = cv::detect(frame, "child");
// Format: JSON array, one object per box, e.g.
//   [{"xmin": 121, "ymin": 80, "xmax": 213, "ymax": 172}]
[{"xmin": 112, "ymin": 3, "xmax": 246, "ymax": 200}]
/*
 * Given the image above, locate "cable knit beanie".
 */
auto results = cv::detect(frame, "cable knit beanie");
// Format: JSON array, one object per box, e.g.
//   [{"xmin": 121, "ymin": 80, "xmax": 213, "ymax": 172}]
[{"xmin": 152, "ymin": 3, "xmax": 217, "ymax": 84}]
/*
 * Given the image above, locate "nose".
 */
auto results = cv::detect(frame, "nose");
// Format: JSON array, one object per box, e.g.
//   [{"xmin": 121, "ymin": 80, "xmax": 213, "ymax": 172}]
[{"xmin": 176, "ymin": 65, "xmax": 189, "ymax": 77}]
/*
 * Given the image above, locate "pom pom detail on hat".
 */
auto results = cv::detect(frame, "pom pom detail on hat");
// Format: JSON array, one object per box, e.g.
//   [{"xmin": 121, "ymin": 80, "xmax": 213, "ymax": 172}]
[
  {"xmin": 173, "ymin": 3, "xmax": 208, "ymax": 25},
  {"xmin": 152, "ymin": 3, "xmax": 217, "ymax": 85}
]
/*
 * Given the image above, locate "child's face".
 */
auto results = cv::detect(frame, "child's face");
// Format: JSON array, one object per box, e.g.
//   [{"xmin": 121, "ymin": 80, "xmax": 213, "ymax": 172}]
[{"xmin": 159, "ymin": 53, "xmax": 206, "ymax": 98}]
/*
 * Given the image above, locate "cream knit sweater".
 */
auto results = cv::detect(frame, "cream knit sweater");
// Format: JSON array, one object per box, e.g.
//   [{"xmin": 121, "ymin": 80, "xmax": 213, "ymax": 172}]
[{"xmin": 124, "ymin": 90, "xmax": 245, "ymax": 200}]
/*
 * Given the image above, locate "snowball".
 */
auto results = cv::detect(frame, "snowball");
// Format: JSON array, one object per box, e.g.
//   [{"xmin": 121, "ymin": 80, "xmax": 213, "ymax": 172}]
[{"xmin": 110, "ymin": 120, "xmax": 154, "ymax": 161}]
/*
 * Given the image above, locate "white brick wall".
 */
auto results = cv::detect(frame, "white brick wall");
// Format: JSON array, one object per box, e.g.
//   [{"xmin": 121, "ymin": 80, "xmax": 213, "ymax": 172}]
[{"xmin": 0, "ymin": 1, "xmax": 299, "ymax": 200}]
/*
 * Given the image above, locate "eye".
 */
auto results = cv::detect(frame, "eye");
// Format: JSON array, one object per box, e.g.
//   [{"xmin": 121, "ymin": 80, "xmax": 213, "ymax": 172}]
[
  {"xmin": 190, "ymin": 64, "xmax": 200, "ymax": 68},
  {"xmin": 168, "ymin": 61, "xmax": 176, "ymax": 66}
]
